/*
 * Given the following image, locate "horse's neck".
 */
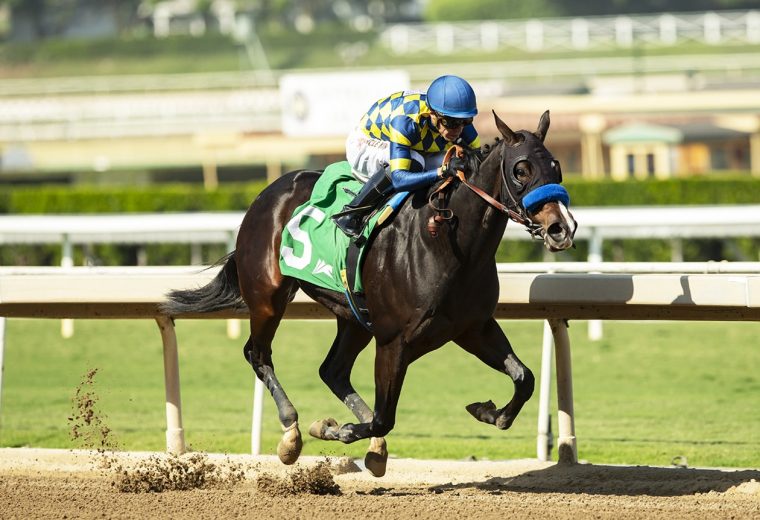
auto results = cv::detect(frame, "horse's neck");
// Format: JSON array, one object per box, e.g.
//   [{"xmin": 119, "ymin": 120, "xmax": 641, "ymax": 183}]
[{"xmin": 444, "ymin": 152, "xmax": 508, "ymax": 265}]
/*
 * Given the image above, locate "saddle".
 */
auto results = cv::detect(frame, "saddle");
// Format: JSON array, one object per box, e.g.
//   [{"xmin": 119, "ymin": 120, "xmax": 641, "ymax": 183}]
[{"xmin": 278, "ymin": 162, "xmax": 410, "ymax": 331}]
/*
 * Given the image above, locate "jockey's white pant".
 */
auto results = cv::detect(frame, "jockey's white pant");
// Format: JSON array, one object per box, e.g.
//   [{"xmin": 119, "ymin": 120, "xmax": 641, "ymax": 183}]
[{"xmin": 345, "ymin": 126, "xmax": 447, "ymax": 183}]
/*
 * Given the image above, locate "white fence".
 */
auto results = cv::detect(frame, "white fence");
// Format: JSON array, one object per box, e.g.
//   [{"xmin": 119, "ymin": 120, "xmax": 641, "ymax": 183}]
[
  {"xmin": 382, "ymin": 10, "xmax": 760, "ymax": 54},
  {"xmin": 2, "ymin": 205, "xmax": 758, "ymax": 266}
]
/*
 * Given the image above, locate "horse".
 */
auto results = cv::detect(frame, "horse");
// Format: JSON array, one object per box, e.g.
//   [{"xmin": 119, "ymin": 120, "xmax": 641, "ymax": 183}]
[{"xmin": 161, "ymin": 110, "xmax": 576, "ymax": 477}]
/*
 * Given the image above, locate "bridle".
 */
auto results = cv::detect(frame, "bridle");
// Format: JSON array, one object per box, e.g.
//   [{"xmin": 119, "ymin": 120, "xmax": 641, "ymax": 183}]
[{"xmin": 427, "ymin": 144, "xmax": 544, "ymax": 239}]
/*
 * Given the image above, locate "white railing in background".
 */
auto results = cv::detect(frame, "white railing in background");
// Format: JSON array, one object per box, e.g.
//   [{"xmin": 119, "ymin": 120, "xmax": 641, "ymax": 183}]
[
  {"xmin": 496, "ymin": 262, "xmax": 760, "ymax": 273},
  {"xmin": 2, "ymin": 205, "xmax": 758, "ymax": 267},
  {"xmin": 1, "ymin": 52, "xmax": 758, "ymax": 100},
  {"xmin": 1, "ymin": 10, "xmax": 758, "ymax": 99},
  {"xmin": 3, "ymin": 53, "xmax": 760, "ymax": 142},
  {"xmin": 382, "ymin": 10, "xmax": 760, "ymax": 54},
  {"xmin": 0, "ymin": 212, "xmax": 241, "ymax": 266}
]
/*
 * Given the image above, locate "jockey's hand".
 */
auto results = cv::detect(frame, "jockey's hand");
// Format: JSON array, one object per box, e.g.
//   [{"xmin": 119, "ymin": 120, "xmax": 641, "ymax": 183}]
[{"xmin": 441, "ymin": 156, "xmax": 466, "ymax": 178}]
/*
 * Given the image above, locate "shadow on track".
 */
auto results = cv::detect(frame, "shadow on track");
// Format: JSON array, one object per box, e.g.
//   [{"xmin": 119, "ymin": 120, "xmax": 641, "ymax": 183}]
[{"xmin": 429, "ymin": 463, "xmax": 760, "ymax": 497}]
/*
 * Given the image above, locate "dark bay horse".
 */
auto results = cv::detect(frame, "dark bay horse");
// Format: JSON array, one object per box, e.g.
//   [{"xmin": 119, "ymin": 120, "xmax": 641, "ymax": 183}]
[{"xmin": 162, "ymin": 111, "xmax": 576, "ymax": 476}]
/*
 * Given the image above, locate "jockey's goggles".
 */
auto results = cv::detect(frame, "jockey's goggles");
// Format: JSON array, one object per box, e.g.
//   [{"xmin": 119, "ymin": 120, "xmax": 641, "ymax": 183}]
[{"xmin": 433, "ymin": 112, "xmax": 473, "ymax": 129}]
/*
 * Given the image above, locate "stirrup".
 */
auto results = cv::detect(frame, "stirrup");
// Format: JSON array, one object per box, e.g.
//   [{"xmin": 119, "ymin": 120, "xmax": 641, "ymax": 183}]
[{"xmin": 334, "ymin": 214, "xmax": 364, "ymax": 238}]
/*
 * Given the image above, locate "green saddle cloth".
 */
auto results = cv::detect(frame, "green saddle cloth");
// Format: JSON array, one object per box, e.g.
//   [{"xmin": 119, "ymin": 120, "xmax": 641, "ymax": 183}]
[{"xmin": 278, "ymin": 161, "xmax": 384, "ymax": 293}]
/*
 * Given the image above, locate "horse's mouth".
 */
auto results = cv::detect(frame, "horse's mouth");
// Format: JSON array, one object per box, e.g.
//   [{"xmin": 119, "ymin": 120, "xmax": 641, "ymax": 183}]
[
  {"xmin": 543, "ymin": 225, "xmax": 574, "ymax": 251},
  {"xmin": 545, "ymin": 235, "xmax": 574, "ymax": 252}
]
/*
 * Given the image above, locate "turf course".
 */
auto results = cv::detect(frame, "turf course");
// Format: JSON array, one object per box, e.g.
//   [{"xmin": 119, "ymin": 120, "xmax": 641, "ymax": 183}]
[{"xmin": 0, "ymin": 318, "xmax": 757, "ymax": 468}]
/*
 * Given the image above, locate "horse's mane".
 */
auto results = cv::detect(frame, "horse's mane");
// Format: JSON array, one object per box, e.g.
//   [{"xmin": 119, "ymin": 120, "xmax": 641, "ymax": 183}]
[
  {"xmin": 480, "ymin": 137, "xmax": 503, "ymax": 160},
  {"xmin": 459, "ymin": 137, "xmax": 503, "ymax": 174}
]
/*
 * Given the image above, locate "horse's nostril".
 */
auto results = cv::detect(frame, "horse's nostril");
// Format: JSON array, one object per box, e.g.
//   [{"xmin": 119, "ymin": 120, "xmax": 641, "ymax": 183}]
[{"xmin": 547, "ymin": 222, "xmax": 565, "ymax": 238}]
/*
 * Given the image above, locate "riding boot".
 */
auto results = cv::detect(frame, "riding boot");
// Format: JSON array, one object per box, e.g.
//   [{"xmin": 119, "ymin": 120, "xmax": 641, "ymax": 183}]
[{"xmin": 333, "ymin": 170, "xmax": 393, "ymax": 238}]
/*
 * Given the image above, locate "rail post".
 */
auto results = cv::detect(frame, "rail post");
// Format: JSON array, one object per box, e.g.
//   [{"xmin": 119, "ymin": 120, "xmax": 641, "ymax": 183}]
[
  {"xmin": 536, "ymin": 319, "xmax": 554, "ymax": 461},
  {"xmin": 251, "ymin": 378, "xmax": 265, "ymax": 455},
  {"xmin": 549, "ymin": 318, "xmax": 577, "ymax": 464},
  {"xmin": 156, "ymin": 316, "xmax": 186, "ymax": 455},
  {"xmin": 61, "ymin": 235, "xmax": 74, "ymax": 339},
  {"xmin": 0, "ymin": 318, "xmax": 5, "ymax": 425}
]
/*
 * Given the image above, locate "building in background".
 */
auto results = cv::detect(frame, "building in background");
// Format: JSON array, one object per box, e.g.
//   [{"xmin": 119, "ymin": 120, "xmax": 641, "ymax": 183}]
[{"xmin": 1, "ymin": 9, "xmax": 759, "ymax": 185}]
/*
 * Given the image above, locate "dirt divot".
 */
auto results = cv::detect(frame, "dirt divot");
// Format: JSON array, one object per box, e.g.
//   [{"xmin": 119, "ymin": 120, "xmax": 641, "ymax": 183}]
[
  {"xmin": 68, "ymin": 368, "xmax": 248, "ymax": 493},
  {"xmin": 108, "ymin": 452, "xmax": 246, "ymax": 493},
  {"xmin": 329, "ymin": 456, "xmax": 362, "ymax": 475},
  {"xmin": 68, "ymin": 368, "xmax": 118, "ymax": 451},
  {"xmin": 256, "ymin": 459, "xmax": 341, "ymax": 496}
]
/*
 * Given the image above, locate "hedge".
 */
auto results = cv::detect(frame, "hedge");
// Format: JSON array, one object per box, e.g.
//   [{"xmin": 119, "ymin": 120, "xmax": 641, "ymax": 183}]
[
  {"xmin": 0, "ymin": 181, "xmax": 269, "ymax": 214},
  {"xmin": 564, "ymin": 175, "xmax": 760, "ymax": 206},
  {"xmin": 2, "ymin": 176, "xmax": 757, "ymax": 215}
]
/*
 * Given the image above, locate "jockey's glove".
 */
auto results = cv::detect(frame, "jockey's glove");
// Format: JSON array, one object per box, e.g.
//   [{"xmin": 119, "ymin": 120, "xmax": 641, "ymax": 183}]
[{"xmin": 441, "ymin": 156, "xmax": 466, "ymax": 178}]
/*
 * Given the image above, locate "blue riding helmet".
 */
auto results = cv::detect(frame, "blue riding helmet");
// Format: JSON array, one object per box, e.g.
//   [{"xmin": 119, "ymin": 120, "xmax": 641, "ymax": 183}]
[{"xmin": 427, "ymin": 75, "xmax": 478, "ymax": 119}]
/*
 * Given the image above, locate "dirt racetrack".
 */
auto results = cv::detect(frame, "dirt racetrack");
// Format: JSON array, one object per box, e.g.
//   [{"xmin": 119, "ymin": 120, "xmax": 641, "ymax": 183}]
[{"xmin": 1, "ymin": 448, "xmax": 758, "ymax": 519}]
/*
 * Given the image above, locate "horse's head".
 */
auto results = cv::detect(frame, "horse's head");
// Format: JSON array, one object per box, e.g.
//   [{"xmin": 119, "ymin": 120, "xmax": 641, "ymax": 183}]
[{"xmin": 491, "ymin": 110, "xmax": 577, "ymax": 252}]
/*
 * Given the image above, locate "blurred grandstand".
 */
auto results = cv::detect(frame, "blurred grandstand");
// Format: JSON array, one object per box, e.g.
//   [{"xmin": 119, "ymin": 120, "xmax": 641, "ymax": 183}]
[{"xmin": 0, "ymin": 5, "xmax": 758, "ymax": 186}]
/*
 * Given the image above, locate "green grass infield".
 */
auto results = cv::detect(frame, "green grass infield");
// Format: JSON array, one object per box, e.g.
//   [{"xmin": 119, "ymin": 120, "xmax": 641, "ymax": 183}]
[{"xmin": 0, "ymin": 318, "xmax": 757, "ymax": 468}]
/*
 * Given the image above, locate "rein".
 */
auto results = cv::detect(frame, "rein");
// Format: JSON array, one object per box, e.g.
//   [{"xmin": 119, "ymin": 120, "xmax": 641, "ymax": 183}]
[{"xmin": 427, "ymin": 145, "xmax": 543, "ymax": 239}]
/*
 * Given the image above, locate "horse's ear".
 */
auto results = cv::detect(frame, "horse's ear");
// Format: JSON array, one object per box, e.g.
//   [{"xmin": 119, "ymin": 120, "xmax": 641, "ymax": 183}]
[
  {"xmin": 535, "ymin": 110, "xmax": 550, "ymax": 142},
  {"xmin": 492, "ymin": 110, "xmax": 520, "ymax": 146}
]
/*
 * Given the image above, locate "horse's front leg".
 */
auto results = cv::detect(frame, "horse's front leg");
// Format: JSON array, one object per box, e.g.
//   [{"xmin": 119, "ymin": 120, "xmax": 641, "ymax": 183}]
[
  {"xmin": 311, "ymin": 337, "xmax": 407, "ymax": 453},
  {"xmin": 455, "ymin": 318, "xmax": 535, "ymax": 430}
]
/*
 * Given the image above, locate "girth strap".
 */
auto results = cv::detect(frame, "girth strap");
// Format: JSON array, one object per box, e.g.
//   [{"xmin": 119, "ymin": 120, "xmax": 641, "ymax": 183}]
[{"xmin": 341, "ymin": 239, "xmax": 372, "ymax": 331}]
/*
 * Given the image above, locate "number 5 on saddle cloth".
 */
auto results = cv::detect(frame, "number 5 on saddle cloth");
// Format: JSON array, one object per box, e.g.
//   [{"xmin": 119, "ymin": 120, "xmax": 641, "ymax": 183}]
[{"xmin": 278, "ymin": 161, "xmax": 410, "ymax": 330}]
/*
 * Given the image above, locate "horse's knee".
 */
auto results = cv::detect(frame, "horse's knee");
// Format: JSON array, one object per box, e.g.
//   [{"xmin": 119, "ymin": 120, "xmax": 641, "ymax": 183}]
[
  {"xmin": 242, "ymin": 339, "xmax": 254, "ymax": 366},
  {"xmin": 518, "ymin": 368, "xmax": 535, "ymax": 400},
  {"xmin": 243, "ymin": 344, "xmax": 264, "ymax": 375}
]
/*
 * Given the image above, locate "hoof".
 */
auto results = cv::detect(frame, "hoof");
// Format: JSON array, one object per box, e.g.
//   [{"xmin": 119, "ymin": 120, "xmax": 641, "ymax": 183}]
[
  {"xmin": 364, "ymin": 437, "xmax": 388, "ymax": 478},
  {"xmin": 277, "ymin": 422, "xmax": 303, "ymax": 465},
  {"xmin": 308, "ymin": 417, "xmax": 339, "ymax": 440},
  {"xmin": 465, "ymin": 400, "xmax": 498, "ymax": 424}
]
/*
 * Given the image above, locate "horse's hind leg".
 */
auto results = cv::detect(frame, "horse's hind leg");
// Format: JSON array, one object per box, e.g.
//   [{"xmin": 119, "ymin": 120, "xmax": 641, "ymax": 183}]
[
  {"xmin": 309, "ymin": 317, "xmax": 388, "ymax": 476},
  {"xmin": 242, "ymin": 281, "xmax": 303, "ymax": 465},
  {"xmin": 455, "ymin": 318, "xmax": 535, "ymax": 431}
]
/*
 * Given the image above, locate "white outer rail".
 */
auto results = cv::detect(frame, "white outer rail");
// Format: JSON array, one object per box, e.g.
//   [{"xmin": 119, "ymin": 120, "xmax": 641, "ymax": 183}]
[
  {"xmin": 2, "ymin": 204, "xmax": 760, "ymax": 250},
  {"xmin": 497, "ymin": 261, "xmax": 760, "ymax": 273},
  {"xmin": 1, "ymin": 265, "xmax": 759, "ymax": 463}
]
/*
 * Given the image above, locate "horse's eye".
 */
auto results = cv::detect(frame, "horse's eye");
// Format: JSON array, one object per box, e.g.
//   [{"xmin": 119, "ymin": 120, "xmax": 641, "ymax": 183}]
[
  {"xmin": 513, "ymin": 162, "xmax": 532, "ymax": 186},
  {"xmin": 551, "ymin": 160, "xmax": 563, "ymax": 182}
]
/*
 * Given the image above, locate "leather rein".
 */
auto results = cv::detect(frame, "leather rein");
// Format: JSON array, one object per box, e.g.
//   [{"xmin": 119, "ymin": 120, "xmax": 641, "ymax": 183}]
[{"xmin": 427, "ymin": 145, "xmax": 543, "ymax": 239}]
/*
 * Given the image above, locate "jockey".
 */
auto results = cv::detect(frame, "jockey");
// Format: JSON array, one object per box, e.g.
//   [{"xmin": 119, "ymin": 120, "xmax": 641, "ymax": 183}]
[{"xmin": 333, "ymin": 74, "xmax": 480, "ymax": 238}]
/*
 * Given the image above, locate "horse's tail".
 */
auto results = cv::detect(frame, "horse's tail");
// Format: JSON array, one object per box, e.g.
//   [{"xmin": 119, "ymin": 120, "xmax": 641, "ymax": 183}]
[{"xmin": 160, "ymin": 252, "xmax": 247, "ymax": 315}]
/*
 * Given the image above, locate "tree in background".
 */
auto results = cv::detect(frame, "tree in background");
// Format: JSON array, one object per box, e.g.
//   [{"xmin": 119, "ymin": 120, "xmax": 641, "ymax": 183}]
[
  {"xmin": 2, "ymin": 0, "xmax": 61, "ymax": 39},
  {"xmin": 1, "ymin": 0, "xmax": 141, "ymax": 41},
  {"xmin": 234, "ymin": 0, "xmax": 418, "ymax": 31}
]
